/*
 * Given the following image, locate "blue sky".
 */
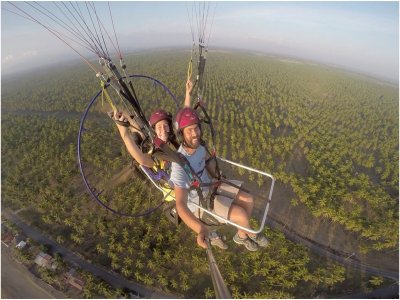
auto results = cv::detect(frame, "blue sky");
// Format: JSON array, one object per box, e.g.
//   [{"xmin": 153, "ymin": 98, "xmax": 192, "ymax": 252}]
[{"xmin": 1, "ymin": 1, "xmax": 399, "ymax": 82}]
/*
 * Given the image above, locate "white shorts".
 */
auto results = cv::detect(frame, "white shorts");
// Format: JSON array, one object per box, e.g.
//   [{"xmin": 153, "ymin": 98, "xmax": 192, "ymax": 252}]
[{"xmin": 198, "ymin": 180, "xmax": 243, "ymax": 223}]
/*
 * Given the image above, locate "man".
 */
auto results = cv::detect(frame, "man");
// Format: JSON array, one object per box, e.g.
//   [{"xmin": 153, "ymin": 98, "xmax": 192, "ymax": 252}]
[{"xmin": 170, "ymin": 107, "xmax": 268, "ymax": 251}]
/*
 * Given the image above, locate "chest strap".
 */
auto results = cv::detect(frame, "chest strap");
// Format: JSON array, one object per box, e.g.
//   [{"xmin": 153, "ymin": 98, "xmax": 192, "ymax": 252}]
[{"xmin": 153, "ymin": 137, "xmax": 220, "ymax": 211}]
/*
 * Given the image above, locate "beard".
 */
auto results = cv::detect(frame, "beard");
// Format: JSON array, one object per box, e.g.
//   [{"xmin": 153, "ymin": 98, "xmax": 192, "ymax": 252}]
[{"xmin": 184, "ymin": 136, "xmax": 200, "ymax": 149}]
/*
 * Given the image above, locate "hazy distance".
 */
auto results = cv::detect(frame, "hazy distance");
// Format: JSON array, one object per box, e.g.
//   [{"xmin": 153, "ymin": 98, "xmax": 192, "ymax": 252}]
[{"xmin": 1, "ymin": 1, "xmax": 398, "ymax": 83}]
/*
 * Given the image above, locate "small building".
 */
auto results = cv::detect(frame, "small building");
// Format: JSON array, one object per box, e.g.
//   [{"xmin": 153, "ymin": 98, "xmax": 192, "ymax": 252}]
[
  {"xmin": 34, "ymin": 252, "xmax": 54, "ymax": 269},
  {"xmin": 64, "ymin": 268, "xmax": 85, "ymax": 291},
  {"xmin": 16, "ymin": 240, "xmax": 27, "ymax": 250},
  {"xmin": 13, "ymin": 234, "xmax": 26, "ymax": 245}
]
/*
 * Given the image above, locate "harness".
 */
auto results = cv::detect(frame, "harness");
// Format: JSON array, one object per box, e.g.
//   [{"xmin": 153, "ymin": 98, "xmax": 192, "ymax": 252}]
[
  {"xmin": 142, "ymin": 146, "xmax": 175, "ymax": 202},
  {"xmin": 153, "ymin": 137, "xmax": 223, "ymax": 223},
  {"xmin": 176, "ymin": 152, "xmax": 220, "ymax": 213}
]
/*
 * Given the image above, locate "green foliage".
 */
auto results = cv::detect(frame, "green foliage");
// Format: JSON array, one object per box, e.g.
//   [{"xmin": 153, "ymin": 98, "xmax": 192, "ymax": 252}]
[
  {"xmin": 38, "ymin": 267, "xmax": 57, "ymax": 285},
  {"xmin": 368, "ymin": 276, "xmax": 384, "ymax": 287},
  {"xmin": 1, "ymin": 50, "xmax": 398, "ymax": 298},
  {"xmin": 14, "ymin": 248, "xmax": 33, "ymax": 264}
]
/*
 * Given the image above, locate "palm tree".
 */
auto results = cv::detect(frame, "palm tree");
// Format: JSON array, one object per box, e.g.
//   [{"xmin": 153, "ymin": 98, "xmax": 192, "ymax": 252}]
[{"xmin": 121, "ymin": 266, "xmax": 132, "ymax": 277}]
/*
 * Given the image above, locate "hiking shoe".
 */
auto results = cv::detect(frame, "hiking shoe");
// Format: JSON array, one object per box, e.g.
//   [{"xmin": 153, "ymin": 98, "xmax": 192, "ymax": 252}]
[
  {"xmin": 209, "ymin": 231, "xmax": 228, "ymax": 250},
  {"xmin": 249, "ymin": 234, "xmax": 269, "ymax": 248},
  {"xmin": 233, "ymin": 233, "xmax": 258, "ymax": 252}
]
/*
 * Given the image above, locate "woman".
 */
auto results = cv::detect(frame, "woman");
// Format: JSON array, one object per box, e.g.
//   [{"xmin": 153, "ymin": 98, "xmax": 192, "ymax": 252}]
[
  {"xmin": 114, "ymin": 108, "xmax": 177, "ymax": 167},
  {"xmin": 114, "ymin": 79, "xmax": 192, "ymax": 167},
  {"xmin": 113, "ymin": 79, "xmax": 193, "ymax": 200}
]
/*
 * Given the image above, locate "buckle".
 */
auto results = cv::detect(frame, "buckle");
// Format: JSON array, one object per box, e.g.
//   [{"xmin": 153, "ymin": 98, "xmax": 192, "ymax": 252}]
[{"xmin": 192, "ymin": 180, "xmax": 200, "ymax": 188}]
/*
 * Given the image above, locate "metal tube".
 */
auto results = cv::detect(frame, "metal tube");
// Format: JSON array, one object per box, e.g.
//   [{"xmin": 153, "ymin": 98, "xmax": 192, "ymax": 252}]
[
  {"xmin": 217, "ymin": 157, "xmax": 275, "ymax": 180},
  {"xmin": 206, "ymin": 241, "xmax": 232, "ymax": 299},
  {"xmin": 78, "ymin": 75, "xmax": 176, "ymax": 217},
  {"xmin": 140, "ymin": 155, "xmax": 276, "ymax": 234}
]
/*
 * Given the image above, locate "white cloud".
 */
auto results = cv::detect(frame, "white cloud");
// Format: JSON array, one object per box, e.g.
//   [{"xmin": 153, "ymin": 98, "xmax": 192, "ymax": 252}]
[
  {"xmin": 22, "ymin": 51, "xmax": 38, "ymax": 58},
  {"xmin": 3, "ymin": 55, "xmax": 14, "ymax": 64},
  {"xmin": 2, "ymin": 51, "xmax": 38, "ymax": 65},
  {"xmin": 1, "ymin": 50, "xmax": 41, "ymax": 74}
]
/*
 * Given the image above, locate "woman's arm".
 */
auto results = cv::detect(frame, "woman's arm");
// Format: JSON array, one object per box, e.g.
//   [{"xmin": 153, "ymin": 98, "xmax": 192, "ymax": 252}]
[{"xmin": 115, "ymin": 112, "xmax": 154, "ymax": 168}]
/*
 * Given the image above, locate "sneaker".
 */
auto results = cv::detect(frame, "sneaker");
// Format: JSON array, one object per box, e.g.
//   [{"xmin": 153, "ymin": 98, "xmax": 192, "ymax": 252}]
[
  {"xmin": 209, "ymin": 231, "xmax": 228, "ymax": 250},
  {"xmin": 233, "ymin": 233, "xmax": 258, "ymax": 252},
  {"xmin": 249, "ymin": 234, "xmax": 269, "ymax": 248}
]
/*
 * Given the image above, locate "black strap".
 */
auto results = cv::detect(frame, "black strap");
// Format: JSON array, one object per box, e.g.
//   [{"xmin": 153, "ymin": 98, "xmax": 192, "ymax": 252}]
[
  {"xmin": 207, "ymin": 153, "xmax": 222, "ymax": 180},
  {"xmin": 176, "ymin": 153, "xmax": 209, "ymax": 210},
  {"xmin": 196, "ymin": 104, "xmax": 221, "ymax": 180},
  {"xmin": 153, "ymin": 138, "xmax": 221, "ymax": 211},
  {"xmin": 103, "ymin": 60, "xmax": 153, "ymax": 143}
]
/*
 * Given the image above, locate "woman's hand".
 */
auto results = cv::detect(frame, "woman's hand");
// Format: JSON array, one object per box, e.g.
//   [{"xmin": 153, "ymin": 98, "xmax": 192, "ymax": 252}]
[{"xmin": 114, "ymin": 111, "xmax": 130, "ymax": 127}]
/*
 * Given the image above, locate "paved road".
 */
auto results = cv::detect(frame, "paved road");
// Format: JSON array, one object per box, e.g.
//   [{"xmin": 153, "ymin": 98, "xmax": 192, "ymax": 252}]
[
  {"xmin": 4, "ymin": 210, "xmax": 398, "ymax": 298},
  {"xmin": 3, "ymin": 211, "xmax": 175, "ymax": 299},
  {"xmin": 1, "ymin": 246, "xmax": 62, "ymax": 299}
]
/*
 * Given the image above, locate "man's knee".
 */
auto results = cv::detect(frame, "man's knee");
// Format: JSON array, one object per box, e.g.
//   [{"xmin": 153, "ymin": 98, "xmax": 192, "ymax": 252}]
[
  {"xmin": 238, "ymin": 191, "xmax": 254, "ymax": 205},
  {"xmin": 228, "ymin": 204, "xmax": 249, "ymax": 222}
]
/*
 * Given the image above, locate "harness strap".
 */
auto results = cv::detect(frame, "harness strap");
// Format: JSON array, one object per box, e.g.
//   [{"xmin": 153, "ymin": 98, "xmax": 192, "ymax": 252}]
[
  {"xmin": 176, "ymin": 153, "xmax": 208, "ymax": 210},
  {"xmin": 142, "ymin": 166, "xmax": 169, "ymax": 182},
  {"xmin": 187, "ymin": 53, "xmax": 193, "ymax": 81},
  {"xmin": 196, "ymin": 102, "xmax": 221, "ymax": 180},
  {"xmin": 203, "ymin": 145, "xmax": 221, "ymax": 181},
  {"xmin": 153, "ymin": 137, "xmax": 222, "ymax": 212}
]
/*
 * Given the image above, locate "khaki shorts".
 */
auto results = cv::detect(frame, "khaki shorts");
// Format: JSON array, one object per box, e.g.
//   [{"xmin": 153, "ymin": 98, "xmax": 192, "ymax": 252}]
[{"xmin": 198, "ymin": 180, "xmax": 243, "ymax": 223}]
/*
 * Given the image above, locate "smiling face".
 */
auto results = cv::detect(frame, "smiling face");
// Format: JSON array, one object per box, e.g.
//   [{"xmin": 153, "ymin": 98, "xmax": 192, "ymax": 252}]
[
  {"xmin": 154, "ymin": 119, "xmax": 170, "ymax": 142},
  {"xmin": 182, "ymin": 123, "xmax": 201, "ymax": 149}
]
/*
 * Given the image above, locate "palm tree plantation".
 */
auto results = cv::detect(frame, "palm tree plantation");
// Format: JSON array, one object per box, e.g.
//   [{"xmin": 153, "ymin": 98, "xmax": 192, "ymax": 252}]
[{"xmin": 2, "ymin": 49, "xmax": 398, "ymax": 298}]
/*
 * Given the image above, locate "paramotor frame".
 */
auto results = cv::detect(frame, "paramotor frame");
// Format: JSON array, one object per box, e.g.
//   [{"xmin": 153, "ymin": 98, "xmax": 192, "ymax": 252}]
[
  {"xmin": 79, "ymin": 74, "xmax": 275, "ymax": 234},
  {"xmin": 77, "ymin": 74, "xmax": 179, "ymax": 218}
]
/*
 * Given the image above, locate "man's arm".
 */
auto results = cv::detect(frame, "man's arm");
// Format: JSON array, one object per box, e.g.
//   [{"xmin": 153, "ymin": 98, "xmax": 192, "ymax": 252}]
[
  {"xmin": 174, "ymin": 186, "xmax": 208, "ymax": 249},
  {"xmin": 184, "ymin": 79, "xmax": 193, "ymax": 107}
]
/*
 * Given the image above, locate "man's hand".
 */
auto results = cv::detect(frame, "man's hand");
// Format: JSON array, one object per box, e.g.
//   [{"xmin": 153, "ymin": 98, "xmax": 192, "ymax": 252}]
[
  {"xmin": 197, "ymin": 228, "xmax": 208, "ymax": 249},
  {"xmin": 186, "ymin": 79, "xmax": 194, "ymax": 95}
]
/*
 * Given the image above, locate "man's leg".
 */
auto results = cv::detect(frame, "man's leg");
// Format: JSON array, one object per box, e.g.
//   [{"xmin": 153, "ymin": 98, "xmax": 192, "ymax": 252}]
[
  {"xmin": 217, "ymin": 181, "xmax": 254, "ymax": 219},
  {"xmin": 213, "ymin": 194, "xmax": 252, "ymax": 237},
  {"xmin": 228, "ymin": 194, "xmax": 269, "ymax": 248},
  {"xmin": 233, "ymin": 191, "xmax": 254, "ymax": 219},
  {"xmin": 227, "ymin": 204, "xmax": 252, "ymax": 238},
  {"xmin": 227, "ymin": 203, "xmax": 259, "ymax": 251},
  {"xmin": 214, "ymin": 194, "xmax": 267, "ymax": 250}
]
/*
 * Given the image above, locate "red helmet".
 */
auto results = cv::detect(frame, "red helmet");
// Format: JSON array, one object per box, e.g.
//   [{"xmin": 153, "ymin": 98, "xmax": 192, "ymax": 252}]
[
  {"xmin": 149, "ymin": 109, "xmax": 171, "ymax": 127},
  {"xmin": 174, "ymin": 107, "xmax": 200, "ymax": 131}
]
